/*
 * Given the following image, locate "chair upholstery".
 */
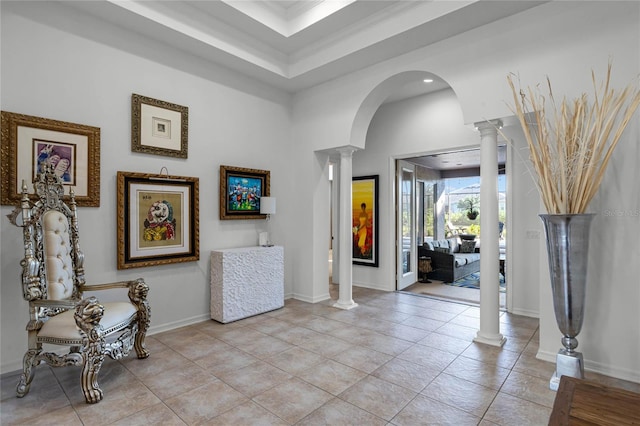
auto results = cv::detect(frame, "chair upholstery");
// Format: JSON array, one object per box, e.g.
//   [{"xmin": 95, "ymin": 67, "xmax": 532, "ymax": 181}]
[{"xmin": 6, "ymin": 167, "xmax": 150, "ymax": 403}]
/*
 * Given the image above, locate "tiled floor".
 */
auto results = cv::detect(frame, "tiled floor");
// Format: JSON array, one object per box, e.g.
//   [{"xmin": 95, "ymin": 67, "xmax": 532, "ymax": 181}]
[{"xmin": 2, "ymin": 285, "xmax": 638, "ymax": 425}]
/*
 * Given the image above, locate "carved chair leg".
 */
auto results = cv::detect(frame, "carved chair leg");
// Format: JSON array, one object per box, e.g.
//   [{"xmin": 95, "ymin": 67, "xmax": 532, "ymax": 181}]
[
  {"xmin": 16, "ymin": 348, "xmax": 41, "ymax": 398},
  {"xmin": 74, "ymin": 296, "xmax": 106, "ymax": 403},
  {"xmin": 80, "ymin": 350, "xmax": 105, "ymax": 404},
  {"xmin": 129, "ymin": 279, "xmax": 151, "ymax": 359}
]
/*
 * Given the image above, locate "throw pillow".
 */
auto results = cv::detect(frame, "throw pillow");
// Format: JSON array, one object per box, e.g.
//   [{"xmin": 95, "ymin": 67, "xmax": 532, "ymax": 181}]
[
  {"xmin": 435, "ymin": 247, "xmax": 450, "ymax": 254},
  {"xmin": 460, "ymin": 241, "xmax": 476, "ymax": 253}
]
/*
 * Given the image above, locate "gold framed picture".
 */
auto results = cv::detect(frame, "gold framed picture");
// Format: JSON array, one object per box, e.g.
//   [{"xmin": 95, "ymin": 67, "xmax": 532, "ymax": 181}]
[
  {"xmin": 117, "ymin": 171, "xmax": 199, "ymax": 269},
  {"xmin": 1, "ymin": 111, "xmax": 100, "ymax": 207},
  {"xmin": 131, "ymin": 94, "xmax": 188, "ymax": 158},
  {"xmin": 219, "ymin": 165, "xmax": 270, "ymax": 220}
]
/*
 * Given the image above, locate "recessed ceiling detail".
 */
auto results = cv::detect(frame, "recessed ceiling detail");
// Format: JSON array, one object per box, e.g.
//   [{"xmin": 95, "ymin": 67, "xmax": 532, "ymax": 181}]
[{"xmin": 58, "ymin": 0, "xmax": 544, "ymax": 92}]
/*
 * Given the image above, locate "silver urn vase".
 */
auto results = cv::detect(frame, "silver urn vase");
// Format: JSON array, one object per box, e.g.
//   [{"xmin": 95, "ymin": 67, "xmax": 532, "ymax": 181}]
[{"xmin": 540, "ymin": 214, "xmax": 595, "ymax": 391}]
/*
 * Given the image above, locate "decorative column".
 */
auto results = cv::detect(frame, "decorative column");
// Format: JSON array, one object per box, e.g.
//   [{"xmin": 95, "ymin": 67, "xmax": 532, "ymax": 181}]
[
  {"xmin": 474, "ymin": 120, "xmax": 506, "ymax": 347},
  {"xmin": 334, "ymin": 147, "xmax": 358, "ymax": 310}
]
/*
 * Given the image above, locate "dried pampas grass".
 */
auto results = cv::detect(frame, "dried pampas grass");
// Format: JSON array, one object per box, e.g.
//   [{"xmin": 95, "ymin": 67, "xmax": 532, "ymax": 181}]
[{"xmin": 507, "ymin": 63, "xmax": 640, "ymax": 214}]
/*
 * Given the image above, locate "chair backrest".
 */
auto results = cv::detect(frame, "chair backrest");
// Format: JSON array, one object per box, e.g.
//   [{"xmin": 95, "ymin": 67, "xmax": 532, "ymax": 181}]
[{"xmin": 9, "ymin": 167, "xmax": 84, "ymax": 302}]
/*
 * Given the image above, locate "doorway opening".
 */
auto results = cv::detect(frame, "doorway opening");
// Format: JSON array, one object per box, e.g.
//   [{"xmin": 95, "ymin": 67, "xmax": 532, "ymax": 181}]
[{"xmin": 397, "ymin": 147, "xmax": 507, "ymax": 309}]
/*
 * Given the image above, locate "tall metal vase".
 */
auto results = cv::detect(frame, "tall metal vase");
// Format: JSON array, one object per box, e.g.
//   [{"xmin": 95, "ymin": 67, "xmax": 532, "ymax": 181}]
[{"xmin": 540, "ymin": 214, "xmax": 595, "ymax": 390}]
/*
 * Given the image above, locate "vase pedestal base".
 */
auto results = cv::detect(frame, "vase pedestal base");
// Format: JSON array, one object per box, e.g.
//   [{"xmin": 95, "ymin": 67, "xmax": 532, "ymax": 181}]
[{"xmin": 550, "ymin": 350, "xmax": 584, "ymax": 391}]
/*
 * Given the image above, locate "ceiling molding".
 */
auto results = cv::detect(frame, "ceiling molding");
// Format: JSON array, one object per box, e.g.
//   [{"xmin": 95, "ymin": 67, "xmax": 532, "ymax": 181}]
[{"xmin": 54, "ymin": 0, "xmax": 546, "ymax": 93}]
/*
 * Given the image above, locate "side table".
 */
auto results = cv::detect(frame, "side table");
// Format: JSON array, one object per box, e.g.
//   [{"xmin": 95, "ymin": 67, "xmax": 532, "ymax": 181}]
[{"xmin": 418, "ymin": 256, "xmax": 433, "ymax": 283}]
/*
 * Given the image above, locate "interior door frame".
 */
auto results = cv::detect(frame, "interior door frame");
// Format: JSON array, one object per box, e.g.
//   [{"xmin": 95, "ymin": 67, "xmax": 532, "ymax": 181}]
[{"xmin": 396, "ymin": 159, "xmax": 417, "ymax": 290}]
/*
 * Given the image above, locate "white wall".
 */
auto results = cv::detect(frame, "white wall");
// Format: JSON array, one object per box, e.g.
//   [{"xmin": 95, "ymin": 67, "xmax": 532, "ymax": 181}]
[{"xmin": 1, "ymin": 3, "xmax": 294, "ymax": 373}]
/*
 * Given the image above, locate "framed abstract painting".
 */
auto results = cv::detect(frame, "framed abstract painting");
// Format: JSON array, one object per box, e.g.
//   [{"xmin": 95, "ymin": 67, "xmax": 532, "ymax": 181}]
[{"xmin": 219, "ymin": 165, "xmax": 270, "ymax": 220}]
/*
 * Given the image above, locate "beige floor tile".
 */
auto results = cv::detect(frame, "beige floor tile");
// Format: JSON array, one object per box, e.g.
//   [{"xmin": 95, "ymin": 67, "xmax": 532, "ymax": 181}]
[
  {"xmin": 372, "ymin": 357, "xmax": 440, "ymax": 392},
  {"xmin": 263, "ymin": 346, "xmax": 325, "ymax": 374},
  {"xmin": 71, "ymin": 377, "xmax": 161, "ymax": 425},
  {"xmin": 512, "ymin": 352, "xmax": 556, "ymax": 381},
  {"xmin": 417, "ymin": 331, "xmax": 472, "ymax": 355},
  {"xmin": 110, "ymin": 402, "xmax": 187, "ymax": 425},
  {"xmin": 397, "ymin": 343, "xmax": 458, "ymax": 371},
  {"xmin": 238, "ymin": 334, "xmax": 294, "ymax": 359},
  {"xmin": 297, "ymin": 359, "xmax": 367, "ymax": 395},
  {"xmin": 120, "ymin": 347, "xmax": 189, "ymax": 379},
  {"xmin": 421, "ymin": 373, "xmax": 498, "ymax": 417},
  {"xmin": 192, "ymin": 344, "xmax": 259, "ymax": 375},
  {"xmin": 271, "ymin": 325, "xmax": 323, "ymax": 346},
  {"xmin": 401, "ymin": 315, "xmax": 447, "ymax": 332},
  {"xmin": 500, "ymin": 370, "xmax": 557, "ymax": 408},
  {"xmin": 357, "ymin": 332, "xmax": 414, "ymax": 357},
  {"xmin": 483, "ymin": 392, "xmax": 551, "ymax": 425},
  {"xmin": 203, "ymin": 400, "xmax": 288, "ymax": 425},
  {"xmin": 371, "ymin": 322, "xmax": 431, "ymax": 343},
  {"xmin": 15, "ymin": 405, "xmax": 83, "ymax": 426},
  {"xmin": 141, "ymin": 360, "xmax": 218, "ymax": 400},
  {"xmin": 450, "ymin": 314, "xmax": 480, "ymax": 329},
  {"xmin": 249, "ymin": 316, "xmax": 302, "ymax": 335},
  {"xmin": 164, "ymin": 380, "xmax": 248, "ymax": 425},
  {"xmin": 460, "ymin": 342, "xmax": 521, "ymax": 369},
  {"xmin": 331, "ymin": 345, "xmax": 394, "ymax": 374},
  {"xmin": 217, "ymin": 361, "xmax": 292, "ymax": 398},
  {"xmin": 338, "ymin": 375, "xmax": 417, "ymax": 421},
  {"xmin": 434, "ymin": 322, "xmax": 479, "ymax": 341},
  {"xmin": 0, "ymin": 368, "xmax": 71, "ymax": 425},
  {"xmin": 297, "ymin": 397, "xmax": 387, "ymax": 425},
  {"xmin": 252, "ymin": 377, "xmax": 333, "ymax": 424},
  {"xmin": 391, "ymin": 393, "xmax": 480, "ymax": 425},
  {"xmin": 444, "ymin": 357, "xmax": 510, "ymax": 390},
  {"xmin": 298, "ymin": 333, "xmax": 353, "ymax": 358}
]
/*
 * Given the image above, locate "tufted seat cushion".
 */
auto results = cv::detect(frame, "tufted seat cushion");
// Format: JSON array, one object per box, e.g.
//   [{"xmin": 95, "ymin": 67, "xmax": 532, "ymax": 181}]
[
  {"xmin": 43, "ymin": 210, "xmax": 74, "ymax": 300},
  {"xmin": 38, "ymin": 302, "xmax": 138, "ymax": 342}
]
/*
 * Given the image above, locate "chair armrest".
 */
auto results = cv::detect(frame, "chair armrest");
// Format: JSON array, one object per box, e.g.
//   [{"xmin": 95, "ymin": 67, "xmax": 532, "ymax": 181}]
[
  {"xmin": 31, "ymin": 299, "xmax": 78, "ymax": 309},
  {"xmin": 79, "ymin": 278, "xmax": 145, "ymax": 292}
]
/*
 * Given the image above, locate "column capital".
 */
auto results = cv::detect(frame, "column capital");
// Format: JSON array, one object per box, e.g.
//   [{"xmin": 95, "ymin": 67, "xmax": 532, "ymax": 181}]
[
  {"xmin": 474, "ymin": 120, "xmax": 503, "ymax": 138},
  {"xmin": 336, "ymin": 146, "xmax": 358, "ymax": 158}
]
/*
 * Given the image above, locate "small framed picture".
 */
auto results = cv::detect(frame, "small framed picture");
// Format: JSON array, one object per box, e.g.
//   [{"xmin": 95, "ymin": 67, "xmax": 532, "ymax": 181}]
[
  {"xmin": 117, "ymin": 171, "xmax": 199, "ymax": 269},
  {"xmin": 1, "ymin": 111, "xmax": 100, "ymax": 207},
  {"xmin": 220, "ymin": 165, "xmax": 270, "ymax": 220},
  {"xmin": 131, "ymin": 94, "xmax": 188, "ymax": 158}
]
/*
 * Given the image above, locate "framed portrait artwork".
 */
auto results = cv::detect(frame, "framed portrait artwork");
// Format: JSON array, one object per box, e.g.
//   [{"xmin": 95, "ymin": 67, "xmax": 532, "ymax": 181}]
[
  {"xmin": 352, "ymin": 175, "xmax": 379, "ymax": 267},
  {"xmin": 131, "ymin": 94, "xmax": 188, "ymax": 158},
  {"xmin": 220, "ymin": 165, "xmax": 270, "ymax": 220},
  {"xmin": 0, "ymin": 111, "xmax": 100, "ymax": 207},
  {"xmin": 117, "ymin": 171, "xmax": 199, "ymax": 269}
]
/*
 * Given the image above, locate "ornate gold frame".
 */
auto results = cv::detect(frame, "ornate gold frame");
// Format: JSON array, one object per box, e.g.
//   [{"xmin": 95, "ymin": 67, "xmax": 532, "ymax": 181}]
[
  {"xmin": 0, "ymin": 111, "xmax": 100, "ymax": 207},
  {"xmin": 220, "ymin": 165, "xmax": 270, "ymax": 220},
  {"xmin": 131, "ymin": 94, "xmax": 188, "ymax": 158},
  {"xmin": 117, "ymin": 171, "xmax": 199, "ymax": 269}
]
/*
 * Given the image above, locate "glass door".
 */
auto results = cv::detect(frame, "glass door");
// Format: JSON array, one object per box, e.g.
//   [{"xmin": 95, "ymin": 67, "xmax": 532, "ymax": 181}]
[{"xmin": 397, "ymin": 160, "xmax": 417, "ymax": 290}]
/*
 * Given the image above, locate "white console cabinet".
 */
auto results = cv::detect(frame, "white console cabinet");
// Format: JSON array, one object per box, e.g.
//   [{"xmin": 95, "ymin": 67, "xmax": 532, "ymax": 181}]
[{"xmin": 210, "ymin": 246, "xmax": 284, "ymax": 323}]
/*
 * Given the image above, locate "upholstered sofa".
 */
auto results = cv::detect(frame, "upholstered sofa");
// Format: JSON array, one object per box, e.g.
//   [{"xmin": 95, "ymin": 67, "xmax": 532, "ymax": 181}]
[{"xmin": 418, "ymin": 238, "xmax": 480, "ymax": 283}]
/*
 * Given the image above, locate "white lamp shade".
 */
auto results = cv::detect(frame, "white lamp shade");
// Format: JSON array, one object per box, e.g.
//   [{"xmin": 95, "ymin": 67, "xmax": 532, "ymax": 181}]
[{"xmin": 260, "ymin": 197, "xmax": 276, "ymax": 215}]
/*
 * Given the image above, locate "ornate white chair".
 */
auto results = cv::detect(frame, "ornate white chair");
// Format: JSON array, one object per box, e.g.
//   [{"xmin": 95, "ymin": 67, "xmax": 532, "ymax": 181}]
[{"xmin": 7, "ymin": 167, "xmax": 151, "ymax": 404}]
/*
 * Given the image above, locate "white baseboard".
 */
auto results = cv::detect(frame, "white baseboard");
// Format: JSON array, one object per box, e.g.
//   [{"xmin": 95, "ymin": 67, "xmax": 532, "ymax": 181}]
[{"xmin": 537, "ymin": 349, "xmax": 640, "ymax": 384}]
